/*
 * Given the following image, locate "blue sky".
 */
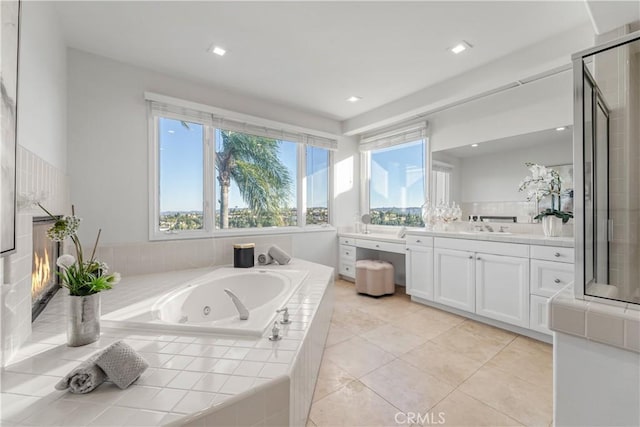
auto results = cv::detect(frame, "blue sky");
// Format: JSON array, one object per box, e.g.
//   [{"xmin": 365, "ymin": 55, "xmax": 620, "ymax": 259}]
[{"xmin": 159, "ymin": 118, "xmax": 328, "ymax": 212}]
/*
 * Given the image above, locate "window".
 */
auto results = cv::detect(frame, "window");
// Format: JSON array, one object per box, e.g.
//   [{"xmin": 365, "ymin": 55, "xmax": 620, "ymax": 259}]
[
  {"xmin": 367, "ymin": 140, "xmax": 426, "ymax": 227},
  {"xmin": 215, "ymin": 130, "xmax": 298, "ymax": 229},
  {"xmin": 148, "ymin": 96, "xmax": 334, "ymax": 239},
  {"xmin": 306, "ymin": 146, "xmax": 330, "ymax": 225}
]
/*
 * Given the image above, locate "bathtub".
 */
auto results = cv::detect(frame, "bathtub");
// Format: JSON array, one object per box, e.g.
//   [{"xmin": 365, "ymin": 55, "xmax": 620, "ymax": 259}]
[{"xmin": 102, "ymin": 267, "xmax": 308, "ymax": 336}]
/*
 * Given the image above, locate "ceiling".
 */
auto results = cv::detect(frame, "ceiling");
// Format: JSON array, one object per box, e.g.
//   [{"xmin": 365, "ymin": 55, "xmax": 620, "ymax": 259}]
[
  {"xmin": 437, "ymin": 126, "xmax": 573, "ymax": 158},
  {"xmin": 54, "ymin": 1, "xmax": 593, "ymax": 122}
]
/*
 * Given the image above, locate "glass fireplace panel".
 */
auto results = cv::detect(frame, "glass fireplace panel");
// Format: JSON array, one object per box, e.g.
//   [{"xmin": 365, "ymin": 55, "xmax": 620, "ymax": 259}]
[{"xmin": 32, "ymin": 217, "xmax": 60, "ymax": 320}]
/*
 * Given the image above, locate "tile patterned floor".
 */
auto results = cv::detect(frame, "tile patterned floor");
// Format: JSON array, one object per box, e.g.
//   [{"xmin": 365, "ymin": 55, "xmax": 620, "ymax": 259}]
[{"xmin": 308, "ymin": 280, "xmax": 553, "ymax": 427}]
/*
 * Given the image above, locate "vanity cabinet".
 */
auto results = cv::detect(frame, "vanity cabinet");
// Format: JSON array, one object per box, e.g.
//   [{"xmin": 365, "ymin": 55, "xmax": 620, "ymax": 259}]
[
  {"xmin": 529, "ymin": 245, "xmax": 575, "ymax": 335},
  {"xmin": 433, "ymin": 238, "xmax": 530, "ymax": 328},
  {"xmin": 475, "ymin": 253, "xmax": 530, "ymax": 328},
  {"xmin": 338, "ymin": 237, "xmax": 355, "ymax": 279},
  {"xmin": 406, "ymin": 237, "xmax": 434, "ymax": 300},
  {"xmin": 434, "ymin": 248, "xmax": 476, "ymax": 312}
]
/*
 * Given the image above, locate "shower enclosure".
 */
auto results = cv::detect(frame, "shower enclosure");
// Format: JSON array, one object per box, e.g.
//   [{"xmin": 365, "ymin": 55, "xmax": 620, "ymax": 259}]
[{"xmin": 573, "ymin": 30, "xmax": 640, "ymax": 305}]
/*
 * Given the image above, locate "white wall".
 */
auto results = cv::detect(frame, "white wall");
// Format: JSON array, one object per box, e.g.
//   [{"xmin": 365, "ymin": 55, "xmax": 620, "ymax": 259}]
[
  {"xmin": 17, "ymin": 1, "xmax": 67, "ymax": 172},
  {"xmin": 1, "ymin": 1, "xmax": 69, "ymax": 366},
  {"xmin": 458, "ymin": 140, "xmax": 573, "ymax": 203},
  {"xmin": 428, "ymin": 70, "xmax": 573, "ymax": 153},
  {"xmin": 67, "ymin": 49, "xmax": 357, "ymax": 255}
]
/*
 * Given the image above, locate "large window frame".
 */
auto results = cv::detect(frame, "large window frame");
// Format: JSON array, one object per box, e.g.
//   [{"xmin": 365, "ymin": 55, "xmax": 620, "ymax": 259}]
[
  {"xmin": 148, "ymin": 96, "xmax": 335, "ymax": 240},
  {"xmin": 359, "ymin": 121, "xmax": 430, "ymax": 228}
]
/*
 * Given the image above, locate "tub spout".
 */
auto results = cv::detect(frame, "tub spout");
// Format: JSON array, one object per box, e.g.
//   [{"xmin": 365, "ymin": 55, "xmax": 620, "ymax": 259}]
[{"xmin": 224, "ymin": 289, "xmax": 250, "ymax": 320}]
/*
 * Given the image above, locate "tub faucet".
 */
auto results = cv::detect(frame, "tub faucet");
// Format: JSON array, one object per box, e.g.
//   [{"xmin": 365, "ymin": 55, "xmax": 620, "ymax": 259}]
[{"xmin": 224, "ymin": 289, "xmax": 249, "ymax": 320}]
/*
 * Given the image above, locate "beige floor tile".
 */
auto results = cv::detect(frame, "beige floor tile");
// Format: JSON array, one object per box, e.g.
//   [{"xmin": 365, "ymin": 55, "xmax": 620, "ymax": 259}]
[
  {"xmin": 456, "ymin": 320, "xmax": 517, "ymax": 345},
  {"xmin": 430, "ymin": 389, "xmax": 523, "ymax": 426},
  {"xmin": 330, "ymin": 306, "xmax": 388, "ymax": 335},
  {"xmin": 415, "ymin": 306, "xmax": 466, "ymax": 328},
  {"xmin": 458, "ymin": 365, "xmax": 553, "ymax": 426},
  {"xmin": 325, "ymin": 323, "xmax": 355, "ymax": 348},
  {"xmin": 312, "ymin": 359, "xmax": 356, "ymax": 402},
  {"xmin": 362, "ymin": 297, "xmax": 425, "ymax": 321},
  {"xmin": 361, "ymin": 324, "xmax": 428, "ymax": 356},
  {"xmin": 323, "ymin": 336, "xmax": 396, "ymax": 378},
  {"xmin": 306, "ymin": 417, "xmax": 317, "ymax": 427},
  {"xmin": 389, "ymin": 311, "xmax": 458, "ymax": 341},
  {"xmin": 309, "ymin": 380, "xmax": 401, "ymax": 427},
  {"xmin": 431, "ymin": 325, "xmax": 511, "ymax": 363},
  {"xmin": 360, "ymin": 359, "xmax": 455, "ymax": 413},
  {"xmin": 486, "ymin": 336, "xmax": 553, "ymax": 390},
  {"xmin": 399, "ymin": 341, "xmax": 484, "ymax": 387}
]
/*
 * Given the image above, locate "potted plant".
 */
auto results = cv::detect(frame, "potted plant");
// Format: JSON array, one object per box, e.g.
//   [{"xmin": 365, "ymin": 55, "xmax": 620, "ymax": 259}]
[
  {"xmin": 39, "ymin": 204, "xmax": 120, "ymax": 346},
  {"xmin": 518, "ymin": 162, "xmax": 573, "ymax": 237}
]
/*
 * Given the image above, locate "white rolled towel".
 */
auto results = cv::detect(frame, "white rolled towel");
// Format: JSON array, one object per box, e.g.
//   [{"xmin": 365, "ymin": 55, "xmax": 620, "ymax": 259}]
[{"xmin": 268, "ymin": 245, "xmax": 291, "ymax": 265}]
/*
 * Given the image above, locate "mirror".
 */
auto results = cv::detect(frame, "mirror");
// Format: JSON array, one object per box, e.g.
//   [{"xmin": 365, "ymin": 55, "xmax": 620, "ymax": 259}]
[
  {"xmin": 361, "ymin": 213, "xmax": 372, "ymax": 234},
  {"xmin": 431, "ymin": 127, "xmax": 573, "ymax": 222}
]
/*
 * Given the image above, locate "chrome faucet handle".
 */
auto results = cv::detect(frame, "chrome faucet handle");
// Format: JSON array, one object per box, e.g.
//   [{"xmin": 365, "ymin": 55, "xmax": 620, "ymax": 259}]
[
  {"xmin": 276, "ymin": 307, "xmax": 291, "ymax": 324},
  {"xmin": 269, "ymin": 321, "xmax": 282, "ymax": 341}
]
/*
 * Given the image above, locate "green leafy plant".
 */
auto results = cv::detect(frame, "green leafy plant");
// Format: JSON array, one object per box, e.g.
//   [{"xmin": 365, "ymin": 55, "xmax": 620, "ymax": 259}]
[
  {"xmin": 518, "ymin": 162, "xmax": 573, "ymax": 222},
  {"xmin": 39, "ymin": 204, "xmax": 120, "ymax": 296}
]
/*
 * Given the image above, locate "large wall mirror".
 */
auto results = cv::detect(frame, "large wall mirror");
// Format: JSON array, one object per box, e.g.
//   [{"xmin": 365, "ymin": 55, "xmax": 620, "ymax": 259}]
[
  {"xmin": 431, "ymin": 127, "xmax": 573, "ymax": 222},
  {"xmin": 575, "ymin": 31, "xmax": 640, "ymax": 305}
]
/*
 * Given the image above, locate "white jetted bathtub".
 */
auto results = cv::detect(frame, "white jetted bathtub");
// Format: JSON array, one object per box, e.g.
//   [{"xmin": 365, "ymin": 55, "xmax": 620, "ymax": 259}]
[{"xmin": 102, "ymin": 268, "xmax": 308, "ymax": 336}]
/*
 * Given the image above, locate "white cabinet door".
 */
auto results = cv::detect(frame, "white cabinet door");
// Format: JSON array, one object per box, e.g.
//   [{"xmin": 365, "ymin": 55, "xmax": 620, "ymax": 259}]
[
  {"xmin": 475, "ymin": 253, "xmax": 530, "ymax": 328},
  {"xmin": 434, "ymin": 248, "xmax": 475, "ymax": 312},
  {"xmin": 406, "ymin": 246, "xmax": 434, "ymax": 301}
]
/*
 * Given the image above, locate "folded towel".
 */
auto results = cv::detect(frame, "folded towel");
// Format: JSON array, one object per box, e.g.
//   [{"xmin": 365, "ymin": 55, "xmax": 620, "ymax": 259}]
[
  {"xmin": 268, "ymin": 245, "xmax": 291, "ymax": 265},
  {"xmin": 95, "ymin": 340, "xmax": 149, "ymax": 389},
  {"xmin": 55, "ymin": 353, "xmax": 107, "ymax": 394}
]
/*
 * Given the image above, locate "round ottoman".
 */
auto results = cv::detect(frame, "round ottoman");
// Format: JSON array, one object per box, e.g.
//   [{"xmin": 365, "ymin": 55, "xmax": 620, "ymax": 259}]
[{"xmin": 355, "ymin": 260, "xmax": 395, "ymax": 296}]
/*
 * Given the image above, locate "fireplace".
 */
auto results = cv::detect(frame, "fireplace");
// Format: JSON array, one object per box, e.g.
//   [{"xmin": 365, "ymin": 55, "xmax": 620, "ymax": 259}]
[{"xmin": 32, "ymin": 216, "xmax": 61, "ymax": 321}]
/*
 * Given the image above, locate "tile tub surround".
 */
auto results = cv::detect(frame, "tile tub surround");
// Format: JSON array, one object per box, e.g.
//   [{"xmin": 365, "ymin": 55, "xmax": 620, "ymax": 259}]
[
  {"xmin": 549, "ymin": 285, "xmax": 640, "ymax": 353},
  {"xmin": 0, "ymin": 259, "xmax": 334, "ymax": 426}
]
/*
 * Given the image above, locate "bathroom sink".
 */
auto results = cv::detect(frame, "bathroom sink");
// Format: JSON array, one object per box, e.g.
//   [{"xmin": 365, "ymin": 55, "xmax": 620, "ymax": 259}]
[{"xmin": 458, "ymin": 231, "xmax": 513, "ymax": 235}]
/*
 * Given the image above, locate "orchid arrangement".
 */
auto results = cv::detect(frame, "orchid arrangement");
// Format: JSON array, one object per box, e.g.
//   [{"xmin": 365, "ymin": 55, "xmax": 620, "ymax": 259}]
[
  {"xmin": 518, "ymin": 162, "xmax": 573, "ymax": 223},
  {"xmin": 39, "ymin": 204, "xmax": 120, "ymax": 296}
]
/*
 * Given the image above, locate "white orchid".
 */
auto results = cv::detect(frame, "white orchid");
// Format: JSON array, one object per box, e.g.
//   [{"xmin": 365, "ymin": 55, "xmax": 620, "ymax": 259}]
[
  {"xmin": 518, "ymin": 162, "xmax": 562, "ymax": 203},
  {"xmin": 56, "ymin": 254, "xmax": 76, "ymax": 270}
]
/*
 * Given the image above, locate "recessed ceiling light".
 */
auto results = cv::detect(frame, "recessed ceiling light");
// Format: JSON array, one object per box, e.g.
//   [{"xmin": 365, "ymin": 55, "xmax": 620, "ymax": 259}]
[
  {"xmin": 346, "ymin": 96, "xmax": 362, "ymax": 103},
  {"xmin": 168, "ymin": 130, "xmax": 175, "ymax": 134},
  {"xmin": 471, "ymin": 143, "xmax": 479, "ymax": 147},
  {"xmin": 211, "ymin": 46, "xmax": 226, "ymax": 56},
  {"xmin": 556, "ymin": 127, "xmax": 566, "ymax": 131},
  {"xmin": 450, "ymin": 41, "xmax": 472, "ymax": 55}
]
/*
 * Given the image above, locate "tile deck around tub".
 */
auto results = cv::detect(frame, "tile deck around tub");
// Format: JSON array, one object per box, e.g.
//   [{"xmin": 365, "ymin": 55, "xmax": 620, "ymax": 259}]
[{"xmin": 0, "ymin": 259, "xmax": 333, "ymax": 427}]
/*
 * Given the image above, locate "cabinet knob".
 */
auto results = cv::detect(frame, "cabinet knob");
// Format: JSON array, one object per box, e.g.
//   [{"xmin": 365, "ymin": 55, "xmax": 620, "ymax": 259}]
[
  {"xmin": 468, "ymin": 255, "xmax": 473, "ymax": 259},
  {"xmin": 346, "ymin": 252, "xmax": 350, "ymax": 255},
  {"xmin": 554, "ymin": 252, "xmax": 561, "ymax": 257},
  {"xmin": 416, "ymin": 239, "xmax": 422, "ymax": 243},
  {"xmin": 476, "ymin": 257, "xmax": 482, "ymax": 261},
  {"xmin": 554, "ymin": 278, "xmax": 561, "ymax": 283},
  {"xmin": 406, "ymin": 248, "xmax": 409, "ymax": 251},
  {"xmin": 376, "ymin": 244, "xmax": 380, "ymax": 248}
]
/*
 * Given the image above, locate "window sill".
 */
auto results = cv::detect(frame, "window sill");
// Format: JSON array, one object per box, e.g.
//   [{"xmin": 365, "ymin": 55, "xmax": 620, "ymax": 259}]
[{"xmin": 150, "ymin": 225, "xmax": 337, "ymax": 241}]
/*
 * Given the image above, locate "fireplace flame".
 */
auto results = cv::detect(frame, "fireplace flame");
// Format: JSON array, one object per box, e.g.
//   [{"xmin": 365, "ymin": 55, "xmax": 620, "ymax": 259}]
[{"xmin": 31, "ymin": 250, "xmax": 52, "ymax": 302}]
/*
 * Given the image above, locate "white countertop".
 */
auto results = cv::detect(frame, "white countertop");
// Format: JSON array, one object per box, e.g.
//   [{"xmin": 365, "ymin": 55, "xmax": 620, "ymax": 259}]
[
  {"xmin": 339, "ymin": 229, "xmax": 574, "ymax": 248},
  {"xmin": 0, "ymin": 260, "xmax": 333, "ymax": 427}
]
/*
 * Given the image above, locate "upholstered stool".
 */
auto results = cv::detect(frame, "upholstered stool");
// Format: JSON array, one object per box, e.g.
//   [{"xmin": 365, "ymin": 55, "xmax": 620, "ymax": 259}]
[{"xmin": 355, "ymin": 260, "xmax": 395, "ymax": 296}]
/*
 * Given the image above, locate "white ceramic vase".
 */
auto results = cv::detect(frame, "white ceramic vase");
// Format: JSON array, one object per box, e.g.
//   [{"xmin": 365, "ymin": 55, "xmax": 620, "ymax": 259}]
[{"xmin": 542, "ymin": 215, "xmax": 563, "ymax": 237}]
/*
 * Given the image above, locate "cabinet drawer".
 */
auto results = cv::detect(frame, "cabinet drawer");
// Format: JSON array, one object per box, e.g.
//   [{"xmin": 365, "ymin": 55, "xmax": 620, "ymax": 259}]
[
  {"xmin": 340, "ymin": 245, "xmax": 356, "ymax": 262},
  {"xmin": 339, "ymin": 237, "xmax": 355, "ymax": 246},
  {"xmin": 356, "ymin": 239, "xmax": 405, "ymax": 254},
  {"xmin": 339, "ymin": 262, "xmax": 355, "ymax": 278},
  {"xmin": 405, "ymin": 235, "xmax": 433, "ymax": 247},
  {"xmin": 435, "ymin": 238, "xmax": 529, "ymax": 258},
  {"xmin": 530, "ymin": 259, "xmax": 574, "ymax": 297},
  {"xmin": 530, "ymin": 295, "xmax": 551, "ymax": 335},
  {"xmin": 530, "ymin": 245, "xmax": 574, "ymax": 263}
]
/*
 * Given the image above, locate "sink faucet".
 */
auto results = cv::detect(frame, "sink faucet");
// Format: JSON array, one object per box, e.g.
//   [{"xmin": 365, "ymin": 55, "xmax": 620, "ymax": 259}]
[
  {"xmin": 224, "ymin": 289, "xmax": 249, "ymax": 320},
  {"xmin": 484, "ymin": 224, "xmax": 494, "ymax": 232}
]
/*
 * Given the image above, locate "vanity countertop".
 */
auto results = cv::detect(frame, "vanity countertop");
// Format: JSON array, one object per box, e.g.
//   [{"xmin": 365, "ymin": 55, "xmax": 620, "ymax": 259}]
[{"xmin": 339, "ymin": 229, "xmax": 574, "ymax": 248}]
